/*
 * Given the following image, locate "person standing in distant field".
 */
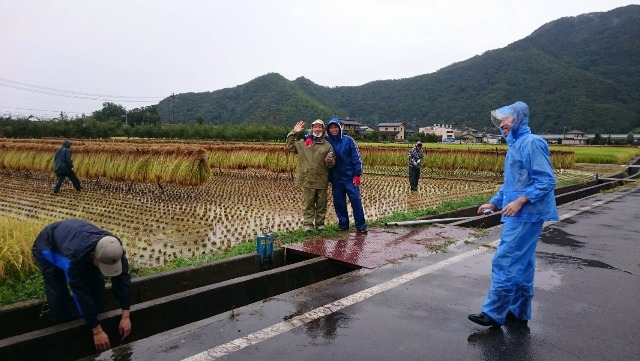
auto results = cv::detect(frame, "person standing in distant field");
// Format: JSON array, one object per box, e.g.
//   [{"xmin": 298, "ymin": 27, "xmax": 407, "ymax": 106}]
[
  {"xmin": 468, "ymin": 101, "xmax": 558, "ymax": 328},
  {"xmin": 32, "ymin": 218, "xmax": 132, "ymax": 352},
  {"xmin": 286, "ymin": 119, "xmax": 335, "ymax": 231},
  {"xmin": 325, "ymin": 118, "xmax": 367, "ymax": 233},
  {"xmin": 408, "ymin": 141, "xmax": 424, "ymax": 191},
  {"xmin": 53, "ymin": 139, "xmax": 82, "ymax": 193}
]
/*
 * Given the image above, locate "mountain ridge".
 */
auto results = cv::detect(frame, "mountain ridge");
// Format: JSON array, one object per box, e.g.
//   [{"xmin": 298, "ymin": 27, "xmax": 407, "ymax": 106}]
[{"xmin": 157, "ymin": 5, "xmax": 640, "ymax": 134}]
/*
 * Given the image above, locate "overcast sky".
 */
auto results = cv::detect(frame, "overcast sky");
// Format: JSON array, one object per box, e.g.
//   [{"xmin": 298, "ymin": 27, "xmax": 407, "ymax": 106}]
[{"xmin": 1, "ymin": 0, "xmax": 636, "ymax": 119}]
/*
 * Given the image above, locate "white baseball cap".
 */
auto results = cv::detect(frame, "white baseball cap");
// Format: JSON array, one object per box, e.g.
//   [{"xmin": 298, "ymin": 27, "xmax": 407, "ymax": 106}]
[{"xmin": 95, "ymin": 236, "xmax": 123, "ymax": 277}]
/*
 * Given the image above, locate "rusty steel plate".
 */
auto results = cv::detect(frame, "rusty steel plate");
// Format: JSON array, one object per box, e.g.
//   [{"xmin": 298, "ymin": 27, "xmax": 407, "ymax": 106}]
[{"xmin": 284, "ymin": 224, "xmax": 475, "ymax": 269}]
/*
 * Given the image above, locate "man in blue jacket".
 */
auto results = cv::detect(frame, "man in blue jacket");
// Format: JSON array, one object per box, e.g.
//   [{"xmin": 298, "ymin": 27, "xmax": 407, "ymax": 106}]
[
  {"xmin": 469, "ymin": 101, "xmax": 558, "ymax": 327},
  {"xmin": 325, "ymin": 118, "xmax": 367, "ymax": 233},
  {"xmin": 53, "ymin": 139, "xmax": 82, "ymax": 193},
  {"xmin": 32, "ymin": 219, "xmax": 132, "ymax": 351}
]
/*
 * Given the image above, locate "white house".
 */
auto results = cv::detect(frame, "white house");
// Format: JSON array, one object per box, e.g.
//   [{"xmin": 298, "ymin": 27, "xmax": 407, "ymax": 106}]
[
  {"xmin": 378, "ymin": 122, "xmax": 406, "ymax": 141},
  {"xmin": 562, "ymin": 130, "xmax": 587, "ymax": 145},
  {"xmin": 419, "ymin": 124, "xmax": 456, "ymax": 140}
]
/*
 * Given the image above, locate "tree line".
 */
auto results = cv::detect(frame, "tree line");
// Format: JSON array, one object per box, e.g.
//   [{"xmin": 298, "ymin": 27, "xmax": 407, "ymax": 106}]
[
  {"xmin": 2, "ymin": 102, "xmax": 634, "ymax": 145},
  {"xmin": 0, "ymin": 102, "xmax": 375, "ymax": 142}
]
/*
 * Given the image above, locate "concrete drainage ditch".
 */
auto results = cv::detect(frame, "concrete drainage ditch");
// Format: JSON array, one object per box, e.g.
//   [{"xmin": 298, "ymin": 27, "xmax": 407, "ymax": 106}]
[{"xmin": 0, "ymin": 250, "xmax": 356, "ymax": 360}]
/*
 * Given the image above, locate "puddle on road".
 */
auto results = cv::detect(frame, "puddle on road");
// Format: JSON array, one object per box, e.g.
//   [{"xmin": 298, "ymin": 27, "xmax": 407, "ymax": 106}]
[
  {"xmin": 286, "ymin": 224, "xmax": 476, "ymax": 268},
  {"xmin": 467, "ymin": 325, "xmax": 535, "ymax": 361},
  {"xmin": 540, "ymin": 227, "xmax": 584, "ymax": 249},
  {"xmin": 537, "ymin": 252, "xmax": 635, "ymax": 275}
]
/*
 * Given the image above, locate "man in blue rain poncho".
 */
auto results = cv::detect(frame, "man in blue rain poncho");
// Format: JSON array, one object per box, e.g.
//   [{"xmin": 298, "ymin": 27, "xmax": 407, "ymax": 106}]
[{"xmin": 468, "ymin": 101, "xmax": 558, "ymax": 327}]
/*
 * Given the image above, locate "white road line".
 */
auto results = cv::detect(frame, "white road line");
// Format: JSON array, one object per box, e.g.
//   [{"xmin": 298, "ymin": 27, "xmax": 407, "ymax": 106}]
[
  {"xmin": 183, "ymin": 244, "xmax": 495, "ymax": 361},
  {"xmin": 182, "ymin": 187, "xmax": 636, "ymax": 361}
]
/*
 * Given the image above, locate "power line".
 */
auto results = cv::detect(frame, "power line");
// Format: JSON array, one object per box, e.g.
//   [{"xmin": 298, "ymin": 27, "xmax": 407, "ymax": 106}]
[
  {"xmin": 0, "ymin": 78, "xmax": 164, "ymax": 99},
  {"xmin": 0, "ymin": 77, "xmax": 166, "ymax": 104},
  {"xmin": 0, "ymin": 82, "xmax": 163, "ymax": 103},
  {"xmin": 0, "ymin": 105, "xmax": 90, "ymax": 115}
]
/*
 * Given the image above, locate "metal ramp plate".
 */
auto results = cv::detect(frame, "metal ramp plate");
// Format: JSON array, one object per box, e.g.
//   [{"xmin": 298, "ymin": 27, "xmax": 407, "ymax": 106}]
[{"xmin": 284, "ymin": 224, "xmax": 475, "ymax": 268}]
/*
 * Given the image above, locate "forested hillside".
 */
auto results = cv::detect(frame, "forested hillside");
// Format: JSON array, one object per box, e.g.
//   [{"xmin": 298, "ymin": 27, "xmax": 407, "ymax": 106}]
[{"xmin": 157, "ymin": 5, "xmax": 640, "ymax": 134}]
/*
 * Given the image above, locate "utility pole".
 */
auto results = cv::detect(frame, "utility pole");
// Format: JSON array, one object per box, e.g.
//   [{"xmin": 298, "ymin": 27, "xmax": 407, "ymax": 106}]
[{"xmin": 171, "ymin": 93, "xmax": 175, "ymax": 124}]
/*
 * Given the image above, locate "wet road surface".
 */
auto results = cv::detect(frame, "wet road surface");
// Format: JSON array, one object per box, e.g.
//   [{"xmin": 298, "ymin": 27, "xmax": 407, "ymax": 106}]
[{"xmin": 91, "ymin": 184, "xmax": 640, "ymax": 361}]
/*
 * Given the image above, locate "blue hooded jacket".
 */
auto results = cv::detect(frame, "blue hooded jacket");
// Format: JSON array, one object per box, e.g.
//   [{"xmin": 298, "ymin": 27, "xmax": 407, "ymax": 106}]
[
  {"xmin": 490, "ymin": 101, "xmax": 559, "ymax": 223},
  {"xmin": 324, "ymin": 118, "xmax": 363, "ymax": 184}
]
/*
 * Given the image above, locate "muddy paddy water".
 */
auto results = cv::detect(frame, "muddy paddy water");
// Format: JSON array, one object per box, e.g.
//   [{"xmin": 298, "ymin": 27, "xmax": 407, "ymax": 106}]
[{"xmin": 0, "ymin": 169, "xmax": 506, "ymax": 268}]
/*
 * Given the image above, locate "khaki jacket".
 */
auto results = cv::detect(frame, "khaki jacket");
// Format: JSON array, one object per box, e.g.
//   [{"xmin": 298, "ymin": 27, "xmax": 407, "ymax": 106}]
[{"xmin": 286, "ymin": 131, "xmax": 335, "ymax": 189}]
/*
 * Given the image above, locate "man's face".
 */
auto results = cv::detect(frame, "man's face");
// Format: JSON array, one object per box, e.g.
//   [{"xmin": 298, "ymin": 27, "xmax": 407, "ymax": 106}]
[
  {"xmin": 499, "ymin": 117, "xmax": 514, "ymax": 137},
  {"xmin": 312, "ymin": 124, "xmax": 323, "ymax": 136},
  {"xmin": 328, "ymin": 125, "xmax": 340, "ymax": 136}
]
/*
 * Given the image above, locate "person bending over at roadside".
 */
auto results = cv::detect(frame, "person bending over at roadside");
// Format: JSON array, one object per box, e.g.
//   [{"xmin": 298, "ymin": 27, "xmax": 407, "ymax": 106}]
[{"xmin": 32, "ymin": 218, "xmax": 132, "ymax": 351}]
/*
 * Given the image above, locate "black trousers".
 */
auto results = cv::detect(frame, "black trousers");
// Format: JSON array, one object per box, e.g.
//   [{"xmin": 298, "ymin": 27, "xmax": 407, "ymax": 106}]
[
  {"xmin": 32, "ymin": 251, "xmax": 105, "ymax": 324},
  {"xmin": 409, "ymin": 166, "xmax": 420, "ymax": 190},
  {"xmin": 54, "ymin": 171, "xmax": 82, "ymax": 193}
]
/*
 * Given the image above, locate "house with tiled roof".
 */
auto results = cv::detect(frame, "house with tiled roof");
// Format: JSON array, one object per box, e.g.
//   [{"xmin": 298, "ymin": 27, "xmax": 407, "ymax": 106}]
[{"xmin": 377, "ymin": 122, "xmax": 405, "ymax": 141}]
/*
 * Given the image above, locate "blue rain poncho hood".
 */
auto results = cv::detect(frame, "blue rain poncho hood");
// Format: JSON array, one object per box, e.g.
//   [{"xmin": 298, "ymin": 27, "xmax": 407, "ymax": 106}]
[
  {"xmin": 326, "ymin": 118, "xmax": 343, "ymax": 139},
  {"xmin": 491, "ymin": 101, "xmax": 531, "ymax": 145},
  {"xmin": 324, "ymin": 118, "xmax": 363, "ymax": 184}
]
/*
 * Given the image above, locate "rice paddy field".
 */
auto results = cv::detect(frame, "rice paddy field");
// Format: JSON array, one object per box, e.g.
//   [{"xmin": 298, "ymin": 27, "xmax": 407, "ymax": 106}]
[{"xmin": 0, "ymin": 138, "xmax": 635, "ymax": 277}]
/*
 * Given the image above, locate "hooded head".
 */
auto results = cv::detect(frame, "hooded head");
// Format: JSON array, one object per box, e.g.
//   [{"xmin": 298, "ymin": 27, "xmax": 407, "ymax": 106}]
[
  {"xmin": 310, "ymin": 119, "xmax": 325, "ymax": 137},
  {"xmin": 490, "ymin": 101, "xmax": 531, "ymax": 143},
  {"xmin": 62, "ymin": 139, "xmax": 71, "ymax": 149},
  {"xmin": 326, "ymin": 118, "xmax": 342, "ymax": 139}
]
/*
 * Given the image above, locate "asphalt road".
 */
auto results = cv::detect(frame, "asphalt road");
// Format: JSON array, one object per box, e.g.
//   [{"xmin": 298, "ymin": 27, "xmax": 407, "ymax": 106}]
[{"xmin": 91, "ymin": 183, "xmax": 640, "ymax": 361}]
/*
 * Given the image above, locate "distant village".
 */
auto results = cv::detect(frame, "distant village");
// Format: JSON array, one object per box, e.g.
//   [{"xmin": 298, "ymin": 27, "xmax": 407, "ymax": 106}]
[{"xmin": 333, "ymin": 118, "xmax": 637, "ymax": 145}]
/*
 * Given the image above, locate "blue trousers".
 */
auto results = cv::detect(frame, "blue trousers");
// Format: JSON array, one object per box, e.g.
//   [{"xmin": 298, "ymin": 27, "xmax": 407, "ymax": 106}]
[
  {"xmin": 482, "ymin": 221, "xmax": 543, "ymax": 325},
  {"xmin": 331, "ymin": 182, "xmax": 366, "ymax": 230}
]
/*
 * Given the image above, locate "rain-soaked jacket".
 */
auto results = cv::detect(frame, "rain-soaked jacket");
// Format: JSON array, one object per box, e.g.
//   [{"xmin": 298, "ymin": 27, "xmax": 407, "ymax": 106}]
[
  {"xmin": 325, "ymin": 118, "xmax": 367, "ymax": 230},
  {"xmin": 32, "ymin": 219, "xmax": 131, "ymax": 328},
  {"xmin": 324, "ymin": 119, "xmax": 363, "ymax": 184},
  {"xmin": 286, "ymin": 127, "xmax": 335, "ymax": 189},
  {"xmin": 490, "ymin": 102, "xmax": 559, "ymax": 223},
  {"xmin": 480, "ymin": 101, "xmax": 559, "ymax": 325},
  {"xmin": 53, "ymin": 140, "xmax": 74, "ymax": 175}
]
